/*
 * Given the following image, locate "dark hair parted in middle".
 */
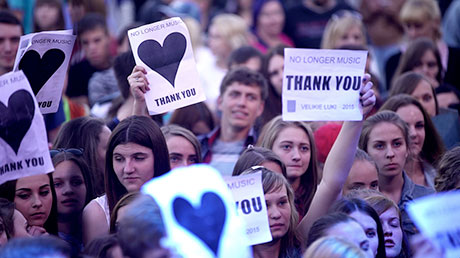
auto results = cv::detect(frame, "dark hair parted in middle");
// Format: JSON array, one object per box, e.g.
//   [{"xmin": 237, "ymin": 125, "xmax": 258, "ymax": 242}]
[{"xmin": 105, "ymin": 116, "xmax": 171, "ymax": 213}]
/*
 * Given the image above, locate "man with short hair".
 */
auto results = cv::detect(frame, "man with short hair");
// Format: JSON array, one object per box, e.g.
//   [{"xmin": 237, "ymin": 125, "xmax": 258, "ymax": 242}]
[
  {"xmin": 0, "ymin": 10, "xmax": 22, "ymax": 76},
  {"xmin": 200, "ymin": 68, "xmax": 268, "ymax": 176},
  {"xmin": 66, "ymin": 13, "xmax": 113, "ymax": 105}
]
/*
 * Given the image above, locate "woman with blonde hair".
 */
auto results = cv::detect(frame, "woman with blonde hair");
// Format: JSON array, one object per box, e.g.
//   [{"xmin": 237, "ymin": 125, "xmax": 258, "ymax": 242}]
[
  {"xmin": 321, "ymin": 11, "xmax": 367, "ymax": 50},
  {"xmin": 161, "ymin": 124, "xmax": 202, "ymax": 170},
  {"xmin": 198, "ymin": 13, "xmax": 251, "ymax": 111}
]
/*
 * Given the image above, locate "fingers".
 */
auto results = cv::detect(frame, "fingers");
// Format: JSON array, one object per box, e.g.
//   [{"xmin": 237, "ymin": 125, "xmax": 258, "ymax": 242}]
[
  {"xmin": 28, "ymin": 226, "xmax": 47, "ymax": 236},
  {"xmin": 128, "ymin": 66, "xmax": 150, "ymax": 94}
]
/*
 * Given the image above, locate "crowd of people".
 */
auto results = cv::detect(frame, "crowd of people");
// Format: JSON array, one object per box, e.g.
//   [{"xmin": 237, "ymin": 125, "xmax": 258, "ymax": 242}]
[{"xmin": 0, "ymin": 0, "xmax": 460, "ymax": 257}]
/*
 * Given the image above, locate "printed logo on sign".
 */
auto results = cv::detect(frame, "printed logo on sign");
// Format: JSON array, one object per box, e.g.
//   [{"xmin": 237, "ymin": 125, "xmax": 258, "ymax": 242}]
[{"xmin": 287, "ymin": 100, "xmax": 296, "ymax": 112}]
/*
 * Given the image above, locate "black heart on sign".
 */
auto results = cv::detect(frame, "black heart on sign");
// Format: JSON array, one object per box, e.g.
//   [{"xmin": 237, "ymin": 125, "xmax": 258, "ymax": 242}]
[
  {"xmin": 0, "ymin": 90, "xmax": 35, "ymax": 155},
  {"xmin": 18, "ymin": 49, "xmax": 65, "ymax": 95},
  {"xmin": 138, "ymin": 32, "xmax": 186, "ymax": 88},
  {"xmin": 173, "ymin": 192, "xmax": 226, "ymax": 256}
]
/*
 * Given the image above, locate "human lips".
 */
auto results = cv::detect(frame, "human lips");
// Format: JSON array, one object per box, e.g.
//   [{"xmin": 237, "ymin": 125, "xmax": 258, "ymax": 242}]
[
  {"xmin": 231, "ymin": 109, "xmax": 248, "ymax": 119},
  {"xmin": 61, "ymin": 198, "xmax": 79, "ymax": 206},
  {"xmin": 29, "ymin": 212, "xmax": 46, "ymax": 221},
  {"xmin": 384, "ymin": 163, "xmax": 399, "ymax": 170},
  {"xmin": 270, "ymin": 223, "xmax": 285, "ymax": 230},
  {"xmin": 384, "ymin": 238, "xmax": 395, "ymax": 248}
]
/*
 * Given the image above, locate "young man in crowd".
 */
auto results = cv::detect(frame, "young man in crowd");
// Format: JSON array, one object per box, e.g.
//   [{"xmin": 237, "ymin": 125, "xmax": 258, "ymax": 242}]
[
  {"xmin": 66, "ymin": 13, "xmax": 112, "ymax": 106},
  {"xmin": 0, "ymin": 10, "xmax": 21, "ymax": 76},
  {"xmin": 200, "ymin": 68, "xmax": 268, "ymax": 176}
]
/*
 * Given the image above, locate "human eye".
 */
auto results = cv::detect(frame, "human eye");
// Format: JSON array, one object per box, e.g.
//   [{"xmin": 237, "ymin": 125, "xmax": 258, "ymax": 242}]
[
  {"xmin": 281, "ymin": 144, "xmax": 291, "ymax": 151},
  {"xmin": 53, "ymin": 181, "xmax": 63, "ymax": 188},
  {"xmin": 427, "ymin": 61, "xmax": 437, "ymax": 68},
  {"xmin": 422, "ymin": 94, "xmax": 432, "ymax": 102},
  {"xmin": 366, "ymin": 229, "xmax": 376, "ymax": 238},
  {"xmin": 113, "ymin": 154, "xmax": 124, "ymax": 162},
  {"xmin": 247, "ymin": 94, "xmax": 257, "ymax": 101},
  {"xmin": 169, "ymin": 154, "xmax": 181, "ymax": 164},
  {"xmin": 415, "ymin": 121, "xmax": 424, "ymax": 129},
  {"xmin": 390, "ymin": 218, "xmax": 400, "ymax": 227},
  {"xmin": 370, "ymin": 181, "xmax": 379, "ymax": 189},
  {"xmin": 134, "ymin": 155, "xmax": 146, "ymax": 161},
  {"xmin": 229, "ymin": 91, "xmax": 239, "ymax": 98},
  {"xmin": 40, "ymin": 188, "xmax": 50, "ymax": 197},
  {"xmin": 393, "ymin": 140, "xmax": 403, "ymax": 147},
  {"xmin": 16, "ymin": 192, "xmax": 30, "ymax": 200},
  {"xmin": 70, "ymin": 178, "xmax": 84, "ymax": 187},
  {"xmin": 360, "ymin": 240, "xmax": 370, "ymax": 252},
  {"xmin": 188, "ymin": 156, "xmax": 198, "ymax": 164},
  {"xmin": 300, "ymin": 145, "xmax": 310, "ymax": 152},
  {"xmin": 373, "ymin": 142, "xmax": 384, "ymax": 150}
]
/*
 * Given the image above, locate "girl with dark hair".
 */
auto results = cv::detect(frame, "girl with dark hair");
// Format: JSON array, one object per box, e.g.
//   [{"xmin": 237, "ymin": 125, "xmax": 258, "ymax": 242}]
[
  {"xmin": 233, "ymin": 146, "xmax": 287, "ymax": 176},
  {"xmin": 0, "ymin": 174, "xmax": 59, "ymax": 236},
  {"xmin": 51, "ymin": 149, "xmax": 96, "ymax": 253},
  {"xmin": 82, "ymin": 115, "xmax": 171, "ymax": 244},
  {"xmin": 380, "ymin": 94, "xmax": 445, "ymax": 187},
  {"xmin": 259, "ymin": 44, "xmax": 286, "ymax": 127},
  {"xmin": 331, "ymin": 198, "xmax": 386, "ymax": 258},
  {"xmin": 33, "ymin": 0, "xmax": 66, "ymax": 32},
  {"xmin": 251, "ymin": 0, "xmax": 293, "ymax": 53},
  {"xmin": 54, "ymin": 116, "xmax": 111, "ymax": 195},
  {"xmin": 359, "ymin": 111, "xmax": 435, "ymax": 238},
  {"xmin": 168, "ymin": 102, "xmax": 215, "ymax": 136}
]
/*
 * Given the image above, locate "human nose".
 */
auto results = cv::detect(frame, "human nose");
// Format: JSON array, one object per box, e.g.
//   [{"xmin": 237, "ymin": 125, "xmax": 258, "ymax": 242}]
[
  {"xmin": 382, "ymin": 223, "xmax": 392, "ymax": 236},
  {"xmin": 385, "ymin": 146, "xmax": 395, "ymax": 159},
  {"xmin": 123, "ymin": 158, "xmax": 135, "ymax": 173},
  {"xmin": 3, "ymin": 39, "xmax": 12, "ymax": 52},
  {"xmin": 31, "ymin": 194, "xmax": 43, "ymax": 208},
  {"xmin": 269, "ymin": 206, "xmax": 281, "ymax": 219},
  {"xmin": 291, "ymin": 147, "xmax": 301, "ymax": 161},
  {"xmin": 61, "ymin": 182, "xmax": 73, "ymax": 196},
  {"xmin": 409, "ymin": 125, "xmax": 416, "ymax": 139}
]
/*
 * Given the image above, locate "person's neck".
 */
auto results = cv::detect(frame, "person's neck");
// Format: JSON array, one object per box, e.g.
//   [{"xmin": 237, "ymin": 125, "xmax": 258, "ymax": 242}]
[
  {"xmin": 304, "ymin": 0, "xmax": 336, "ymax": 13},
  {"xmin": 219, "ymin": 124, "xmax": 250, "ymax": 142},
  {"xmin": 253, "ymin": 239, "xmax": 281, "ymax": 258},
  {"xmin": 404, "ymin": 157, "xmax": 426, "ymax": 186},
  {"xmin": 117, "ymin": 97, "xmax": 134, "ymax": 120},
  {"xmin": 257, "ymin": 28, "xmax": 280, "ymax": 48},
  {"xmin": 91, "ymin": 58, "xmax": 111, "ymax": 70},
  {"xmin": 58, "ymin": 213, "xmax": 83, "ymax": 236},
  {"xmin": 379, "ymin": 172, "xmax": 404, "ymax": 204},
  {"xmin": 290, "ymin": 177, "xmax": 301, "ymax": 192}
]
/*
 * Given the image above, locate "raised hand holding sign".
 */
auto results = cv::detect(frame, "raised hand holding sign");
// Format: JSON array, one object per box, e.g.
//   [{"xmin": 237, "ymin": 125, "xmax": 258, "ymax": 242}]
[{"xmin": 128, "ymin": 18, "xmax": 206, "ymax": 115}]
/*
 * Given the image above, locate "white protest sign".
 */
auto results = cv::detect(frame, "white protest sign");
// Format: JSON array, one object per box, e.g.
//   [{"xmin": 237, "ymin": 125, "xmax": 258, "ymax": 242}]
[
  {"xmin": 141, "ymin": 164, "xmax": 251, "ymax": 258},
  {"xmin": 225, "ymin": 172, "xmax": 272, "ymax": 245},
  {"xmin": 128, "ymin": 17, "xmax": 206, "ymax": 115},
  {"xmin": 13, "ymin": 30, "xmax": 76, "ymax": 114},
  {"xmin": 282, "ymin": 49, "xmax": 368, "ymax": 121},
  {"xmin": 407, "ymin": 191, "xmax": 460, "ymax": 258},
  {"xmin": 0, "ymin": 71, "xmax": 54, "ymax": 185}
]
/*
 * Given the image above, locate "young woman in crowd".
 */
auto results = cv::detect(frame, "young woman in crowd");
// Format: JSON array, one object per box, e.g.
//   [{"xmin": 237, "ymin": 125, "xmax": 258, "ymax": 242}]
[
  {"xmin": 0, "ymin": 174, "xmax": 59, "ymax": 236},
  {"xmin": 365, "ymin": 194, "xmax": 410, "ymax": 258},
  {"xmin": 82, "ymin": 115, "xmax": 170, "ymax": 244},
  {"xmin": 259, "ymin": 45, "xmax": 285, "ymax": 127},
  {"xmin": 321, "ymin": 10, "xmax": 367, "ymax": 50},
  {"xmin": 390, "ymin": 71, "xmax": 460, "ymax": 149},
  {"xmin": 304, "ymin": 236, "xmax": 367, "ymax": 258},
  {"xmin": 306, "ymin": 212, "xmax": 373, "ymax": 257},
  {"xmin": 54, "ymin": 117, "xmax": 112, "ymax": 196},
  {"xmin": 241, "ymin": 167, "xmax": 302, "ymax": 258},
  {"xmin": 232, "ymin": 146, "xmax": 286, "ymax": 176},
  {"xmin": 331, "ymin": 198, "xmax": 386, "ymax": 258},
  {"xmin": 161, "ymin": 125, "xmax": 202, "ymax": 170},
  {"xmin": 251, "ymin": 0, "xmax": 293, "ymax": 53},
  {"xmin": 257, "ymin": 117, "xmax": 318, "ymax": 218},
  {"xmin": 33, "ymin": 0, "xmax": 65, "ymax": 32},
  {"xmin": 0, "ymin": 199, "xmax": 32, "ymax": 241},
  {"xmin": 51, "ymin": 149, "xmax": 96, "ymax": 253},
  {"xmin": 380, "ymin": 94, "xmax": 444, "ymax": 187},
  {"xmin": 358, "ymin": 111, "xmax": 435, "ymax": 237},
  {"xmin": 343, "ymin": 149, "xmax": 379, "ymax": 195}
]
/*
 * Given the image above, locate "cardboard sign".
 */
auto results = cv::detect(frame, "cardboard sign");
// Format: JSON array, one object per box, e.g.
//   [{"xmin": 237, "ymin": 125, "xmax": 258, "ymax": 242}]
[
  {"xmin": 0, "ymin": 71, "xmax": 54, "ymax": 185},
  {"xmin": 407, "ymin": 191, "xmax": 460, "ymax": 258},
  {"xmin": 141, "ymin": 164, "xmax": 251, "ymax": 258},
  {"xmin": 13, "ymin": 30, "xmax": 76, "ymax": 114},
  {"xmin": 225, "ymin": 172, "xmax": 272, "ymax": 245},
  {"xmin": 282, "ymin": 49, "xmax": 368, "ymax": 121},
  {"xmin": 128, "ymin": 17, "xmax": 206, "ymax": 115}
]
